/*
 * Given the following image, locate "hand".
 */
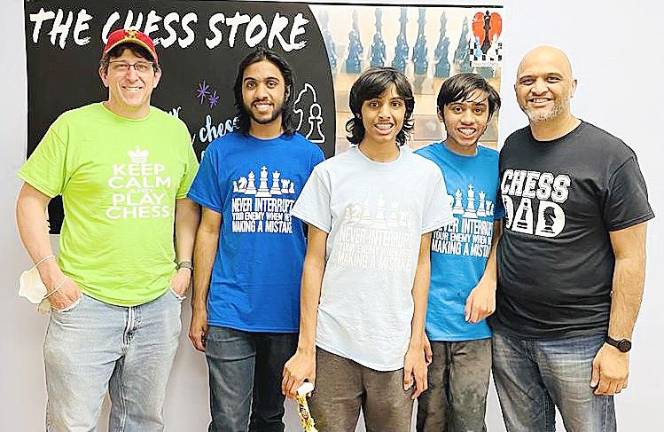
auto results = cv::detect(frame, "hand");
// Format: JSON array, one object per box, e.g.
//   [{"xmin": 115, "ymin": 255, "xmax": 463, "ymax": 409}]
[
  {"xmin": 423, "ymin": 334, "xmax": 433, "ymax": 365},
  {"xmin": 170, "ymin": 268, "xmax": 192, "ymax": 297},
  {"xmin": 591, "ymin": 343, "xmax": 629, "ymax": 395},
  {"xmin": 188, "ymin": 306, "xmax": 208, "ymax": 352},
  {"xmin": 404, "ymin": 345, "xmax": 428, "ymax": 399},
  {"xmin": 48, "ymin": 277, "xmax": 81, "ymax": 311},
  {"xmin": 282, "ymin": 348, "xmax": 316, "ymax": 400},
  {"xmin": 465, "ymin": 277, "xmax": 496, "ymax": 323}
]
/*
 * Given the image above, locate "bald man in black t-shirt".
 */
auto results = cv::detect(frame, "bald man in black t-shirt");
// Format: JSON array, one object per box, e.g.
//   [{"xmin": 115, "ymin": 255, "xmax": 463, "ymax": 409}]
[{"xmin": 490, "ymin": 46, "xmax": 654, "ymax": 432}]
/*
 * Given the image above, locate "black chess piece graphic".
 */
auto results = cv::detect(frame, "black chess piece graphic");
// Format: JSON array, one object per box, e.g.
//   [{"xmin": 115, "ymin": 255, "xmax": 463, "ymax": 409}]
[{"xmin": 542, "ymin": 207, "xmax": 557, "ymax": 234}]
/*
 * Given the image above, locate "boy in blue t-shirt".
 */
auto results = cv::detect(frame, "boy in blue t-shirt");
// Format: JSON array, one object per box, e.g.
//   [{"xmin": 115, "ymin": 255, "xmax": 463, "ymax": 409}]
[
  {"xmin": 415, "ymin": 73, "xmax": 503, "ymax": 432},
  {"xmin": 187, "ymin": 47, "xmax": 324, "ymax": 431}
]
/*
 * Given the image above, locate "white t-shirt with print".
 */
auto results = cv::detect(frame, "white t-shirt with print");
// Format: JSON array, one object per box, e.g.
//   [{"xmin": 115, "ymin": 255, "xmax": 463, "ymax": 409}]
[{"xmin": 291, "ymin": 146, "xmax": 453, "ymax": 371}]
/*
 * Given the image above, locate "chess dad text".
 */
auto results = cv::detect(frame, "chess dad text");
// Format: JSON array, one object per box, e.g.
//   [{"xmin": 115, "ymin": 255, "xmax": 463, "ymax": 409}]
[{"xmin": 29, "ymin": 8, "xmax": 310, "ymax": 51}]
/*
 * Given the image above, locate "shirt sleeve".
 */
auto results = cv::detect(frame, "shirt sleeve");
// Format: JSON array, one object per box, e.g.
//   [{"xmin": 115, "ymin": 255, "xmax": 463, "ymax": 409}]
[
  {"xmin": 422, "ymin": 168, "xmax": 455, "ymax": 233},
  {"xmin": 17, "ymin": 119, "xmax": 69, "ymax": 198},
  {"xmin": 310, "ymin": 145, "xmax": 325, "ymax": 172},
  {"xmin": 176, "ymin": 129, "xmax": 200, "ymax": 199},
  {"xmin": 493, "ymin": 179, "xmax": 506, "ymax": 220},
  {"xmin": 291, "ymin": 166, "xmax": 332, "ymax": 233},
  {"xmin": 187, "ymin": 145, "xmax": 223, "ymax": 213},
  {"xmin": 603, "ymin": 156, "xmax": 654, "ymax": 231}
]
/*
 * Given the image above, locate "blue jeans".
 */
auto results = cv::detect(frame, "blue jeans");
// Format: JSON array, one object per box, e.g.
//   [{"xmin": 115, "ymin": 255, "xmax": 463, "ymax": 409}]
[
  {"xmin": 205, "ymin": 326, "xmax": 297, "ymax": 432},
  {"xmin": 44, "ymin": 290, "xmax": 182, "ymax": 432},
  {"xmin": 492, "ymin": 330, "xmax": 616, "ymax": 432}
]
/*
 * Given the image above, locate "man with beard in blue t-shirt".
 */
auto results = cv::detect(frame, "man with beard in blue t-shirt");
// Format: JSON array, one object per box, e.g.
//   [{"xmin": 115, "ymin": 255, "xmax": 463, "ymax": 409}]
[{"xmin": 187, "ymin": 47, "xmax": 324, "ymax": 432}]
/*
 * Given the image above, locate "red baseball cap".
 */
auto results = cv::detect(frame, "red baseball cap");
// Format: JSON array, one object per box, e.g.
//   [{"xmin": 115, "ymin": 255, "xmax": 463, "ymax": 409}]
[{"xmin": 103, "ymin": 28, "xmax": 158, "ymax": 63}]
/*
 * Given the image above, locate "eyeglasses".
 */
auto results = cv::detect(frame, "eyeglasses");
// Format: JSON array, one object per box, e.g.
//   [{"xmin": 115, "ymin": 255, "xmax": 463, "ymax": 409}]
[{"xmin": 108, "ymin": 60, "xmax": 154, "ymax": 74}]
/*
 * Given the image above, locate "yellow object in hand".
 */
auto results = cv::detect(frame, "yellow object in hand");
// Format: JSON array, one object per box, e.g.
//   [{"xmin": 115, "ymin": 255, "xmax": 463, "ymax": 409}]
[{"xmin": 296, "ymin": 382, "xmax": 318, "ymax": 432}]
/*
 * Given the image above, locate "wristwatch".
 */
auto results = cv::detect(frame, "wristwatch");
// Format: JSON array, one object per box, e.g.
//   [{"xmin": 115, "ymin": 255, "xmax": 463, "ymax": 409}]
[
  {"xmin": 176, "ymin": 260, "xmax": 194, "ymax": 271},
  {"xmin": 605, "ymin": 336, "xmax": 631, "ymax": 353}
]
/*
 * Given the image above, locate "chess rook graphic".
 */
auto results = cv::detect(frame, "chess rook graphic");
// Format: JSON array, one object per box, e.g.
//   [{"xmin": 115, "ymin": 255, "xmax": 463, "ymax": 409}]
[{"xmin": 310, "ymin": 5, "xmax": 504, "ymax": 152}]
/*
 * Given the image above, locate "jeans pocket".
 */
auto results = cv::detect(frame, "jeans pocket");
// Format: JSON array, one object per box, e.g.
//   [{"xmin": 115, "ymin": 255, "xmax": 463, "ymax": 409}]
[
  {"xmin": 52, "ymin": 295, "xmax": 82, "ymax": 313},
  {"xmin": 169, "ymin": 287, "xmax": 186, "ymax": 302}
]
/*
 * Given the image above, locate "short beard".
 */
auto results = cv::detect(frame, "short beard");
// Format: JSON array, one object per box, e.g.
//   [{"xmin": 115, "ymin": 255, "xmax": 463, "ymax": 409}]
[
  {"xmin": 244, "ymin": 100, "xmax": 284, "ymax": 125},
  {"xmin": 523, "ymin": 102, "xmax": 564, "ymax": 123},
  {"xmin": 522, "ymin": 91, "xmax": 571, "ymax": 123}
]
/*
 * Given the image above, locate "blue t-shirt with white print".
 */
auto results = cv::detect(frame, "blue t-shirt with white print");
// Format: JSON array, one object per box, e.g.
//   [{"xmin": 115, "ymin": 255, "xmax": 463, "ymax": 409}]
[
  {"xmin": 416, "ymin": 142, "xmax": 504, "ymax": 341},
  {"xmin": 188, "ymin": 131, "xmax": 324, "ymax": 332}
]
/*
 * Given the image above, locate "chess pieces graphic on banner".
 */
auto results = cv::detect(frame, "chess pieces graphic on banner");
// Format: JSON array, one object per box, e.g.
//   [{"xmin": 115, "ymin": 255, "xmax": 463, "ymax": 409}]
[
  {"xmin": 391, "ymin": 8, "xmax": 409, "ymax": 73},
  {"xmin": 319, "ymin": 10, "xmax": 338, "ymax": 73},
  {"xmin": 454, "ymin": 17, "xmax": 472, "ymax": 74},
  {"xmin": 413, "ymin": 8, "xmax": 429, "ymax": 76},
  {"xmin": 345, "ymin": 10, "xmax": 363, "ymax": 74},
  {"xmin": 293, "ymin": 83, "xmax": 326, "ymax": 145},
  {"xmin": 434, "ymin": 12, "xmax": 451, "ymax": 78},
  {"xmin": 370, "ymin": 8, "xmax": 386, "ymax": 68},
  {"xmin": 470, "ymin": 10, "xmax": 503, "ymax": 77}
]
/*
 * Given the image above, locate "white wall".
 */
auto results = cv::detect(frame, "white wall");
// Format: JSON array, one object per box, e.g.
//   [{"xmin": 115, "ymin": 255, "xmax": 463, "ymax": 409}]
[{"xmin": 1, "ymin": 0, "xmax": 662, "ymax": 430}]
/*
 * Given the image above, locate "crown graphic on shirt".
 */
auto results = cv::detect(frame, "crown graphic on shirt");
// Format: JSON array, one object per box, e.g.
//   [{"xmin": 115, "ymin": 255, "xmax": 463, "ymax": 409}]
[{"xmin": 128, "ymin": 147, "xmax": 149, "ymax": 164}]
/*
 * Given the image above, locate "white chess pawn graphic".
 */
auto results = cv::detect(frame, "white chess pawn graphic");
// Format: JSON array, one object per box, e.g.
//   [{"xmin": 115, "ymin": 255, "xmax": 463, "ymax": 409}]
[
  {"xmin": 288, "ymin": 182, "xmax": 295, "ymax": 194},
  {"xmin": 307, "ymin": 104, "xmax": 325, "ymax": 144},
  {"xmin": 256, "ymin": 166, "xmax": 272, "ymax": 197},
  {"xmin": 280, "ymin": 179, "xmax": 290, "ymax": 193},
  {"xmin": 513, "ymin": 198, "xmax": 534, "ymax": 234},
  {"xmin": 245, "ymin": 172, "xmax": 257, "ymax": 195},
  {"xmin": 270, "ymin": 171, "xmax": 282, "ymax": 195}
]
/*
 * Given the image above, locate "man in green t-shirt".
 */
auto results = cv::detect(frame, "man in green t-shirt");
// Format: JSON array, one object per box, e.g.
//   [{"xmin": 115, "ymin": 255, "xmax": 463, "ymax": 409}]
[{"xmin": 16, "ymin": 29, "xmax": 199, "ymax": 431}]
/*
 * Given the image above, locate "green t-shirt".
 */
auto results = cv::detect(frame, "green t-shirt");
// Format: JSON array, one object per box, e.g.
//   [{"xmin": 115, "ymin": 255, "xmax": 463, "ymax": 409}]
[{"xmin": 18, "ymin": 103, "xmax": 199, "ymax": 306}]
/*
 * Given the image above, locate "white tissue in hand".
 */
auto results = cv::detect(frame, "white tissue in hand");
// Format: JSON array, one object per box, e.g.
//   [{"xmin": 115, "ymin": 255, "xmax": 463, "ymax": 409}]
[{"xmin": 19, "ymin": 266, "xmax": 47, "ymax": 304}]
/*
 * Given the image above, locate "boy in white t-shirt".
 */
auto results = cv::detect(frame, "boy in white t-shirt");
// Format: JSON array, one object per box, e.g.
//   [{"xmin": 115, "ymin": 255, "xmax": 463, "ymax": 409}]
[{"xmin": 282, "ymin": 67, "xmax": 453, "ymax": 431}]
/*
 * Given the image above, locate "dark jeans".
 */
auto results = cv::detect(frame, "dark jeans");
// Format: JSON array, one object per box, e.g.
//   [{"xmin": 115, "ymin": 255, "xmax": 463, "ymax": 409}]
[
  {"xmin": 205, "ymin": 326, "xmax": 297, "ymax": 432},
  {"xmin": 492, "ymin": 330, "xmax": 616, "ymax": 432},
  {"xmin": 417, "ymin": 338, "xmax": 491, "ymax": 432}
]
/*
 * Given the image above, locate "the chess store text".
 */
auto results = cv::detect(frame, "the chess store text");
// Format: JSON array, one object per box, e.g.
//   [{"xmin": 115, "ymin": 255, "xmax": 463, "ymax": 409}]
[
  {"xmin": 29, "ymin": 8, "xmax": 309, "ymax": 51},
  {"xmin": 231, "ymin": 197, "xmax": 295, "ymax": 234}
]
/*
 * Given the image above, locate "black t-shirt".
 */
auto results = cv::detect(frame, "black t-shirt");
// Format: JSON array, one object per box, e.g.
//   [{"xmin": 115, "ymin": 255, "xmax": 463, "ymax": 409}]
[{"xmin": 490, "ymin": 121, "xmax": 654, "ymax": 338}]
